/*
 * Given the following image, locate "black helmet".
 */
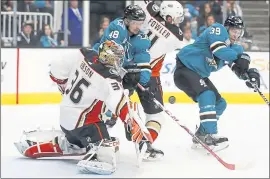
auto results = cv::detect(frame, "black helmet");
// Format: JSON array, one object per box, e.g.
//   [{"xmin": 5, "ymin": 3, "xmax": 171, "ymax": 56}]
[
  {"xmin": 224, "ymin": 16, "xmax": 244, "ymax": 29},
  {"xmin": 124, "ymin": 5, "xmax": 146, "ymax": 21}
]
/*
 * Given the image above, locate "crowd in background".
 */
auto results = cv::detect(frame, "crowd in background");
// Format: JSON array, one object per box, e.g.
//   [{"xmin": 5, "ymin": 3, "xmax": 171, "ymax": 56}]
[{"xmin": 0, "ymin": 0, "xmax": 262, "ymax": 50}]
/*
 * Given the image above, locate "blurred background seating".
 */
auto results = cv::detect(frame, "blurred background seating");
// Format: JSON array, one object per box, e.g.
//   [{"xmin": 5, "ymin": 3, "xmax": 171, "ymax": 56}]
[{"xmin": 0, "ymin": 0, "xmax": 269, "ymax": 51}]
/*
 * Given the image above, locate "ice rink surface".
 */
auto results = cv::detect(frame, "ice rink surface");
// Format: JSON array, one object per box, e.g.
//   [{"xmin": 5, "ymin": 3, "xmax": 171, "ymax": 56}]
[{"xmin": 1, "ymin": 103, "xmax": 269, "ymax": 178}]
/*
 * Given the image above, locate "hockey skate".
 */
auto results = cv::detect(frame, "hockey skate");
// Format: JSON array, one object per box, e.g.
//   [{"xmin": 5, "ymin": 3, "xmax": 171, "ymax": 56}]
[
  {"xmin": 139, "ymin": 141, "xmax": 164, "ymax": 161},
  {"xmin": 191, "ymin": 126, "xmax": 229, "ymax": 153}
]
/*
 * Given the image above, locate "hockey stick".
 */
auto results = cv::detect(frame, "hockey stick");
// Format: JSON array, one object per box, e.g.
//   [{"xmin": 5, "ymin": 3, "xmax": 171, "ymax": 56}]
[
  {"xmin": 136, "ymin": 83, "xmax": 237, "ymax": 170},
  {"xmin": 251, "ymin": 84, "xmax": 269, "ymax": 106},
  {"xmin": 244, "ymin": 74, "xmax": 270, "ymax": 106}
]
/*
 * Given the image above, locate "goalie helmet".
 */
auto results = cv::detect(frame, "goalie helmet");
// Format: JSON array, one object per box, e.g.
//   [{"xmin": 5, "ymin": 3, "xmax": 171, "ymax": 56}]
[
  {"xmin": 98, "ymin": 40, "xmax": 125, "ymax": 73},
  {"xmin": 159, "ymin": 1, "xmax": 184, "ymax": 25}
]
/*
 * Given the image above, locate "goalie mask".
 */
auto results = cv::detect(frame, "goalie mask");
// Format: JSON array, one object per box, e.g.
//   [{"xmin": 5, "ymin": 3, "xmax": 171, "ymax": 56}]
[{"xmin": 98, "ymin": 40, "xmax": 125, "ymax": 73}]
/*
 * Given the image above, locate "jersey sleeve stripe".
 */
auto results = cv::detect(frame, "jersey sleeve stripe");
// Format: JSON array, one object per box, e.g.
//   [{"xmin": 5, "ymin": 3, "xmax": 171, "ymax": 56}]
[
  {"xmin": 150, "ymin": 54, "xmax": 166, "ymax": 69},
  {"xmin": 137, "ymin": 63, "xmax": 151, "ymax": 67},
  {"xmin": 115, "ymin": 94, "xmax": 127, "ymax": 117},
  {"xmin": 212, "ymin": 45, "xmax": 227, "ymax": 53},
  {"xmin": 49, "ymin": 72, "xmax": 68, "ymax": 84},
  {"xmin": 140, "ymin": 68, "xmax": 152, "ymax": 73},
  {"xmin": 210, "ymin": 41, "xmax": 227, "ymax": 53},
  {"xmin": 138, "ymin": 64, "xmax": 151, "ymax": 70}
]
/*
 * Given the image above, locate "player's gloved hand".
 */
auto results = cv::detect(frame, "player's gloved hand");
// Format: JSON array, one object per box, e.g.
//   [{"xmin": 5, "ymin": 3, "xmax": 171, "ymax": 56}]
[
  {"xmin": 104, "ymin": 111, "xmax": 118, "ymax": 128},
  {"xmin": 137, "ymin": 83, "xmax": 155, "ymax": 102},
  {"xmin": 80, "ymin": 47, "xmax": 98, "ymax": 63},
  {"xmin": 122, "ymin": 65, "xmax": 141, "ymax": 90},
  {"xmin": 234, "ymin": 53, "xmax": 251, "ymax": 75},
  {"xmin": 245, "ymin": 68, "xmax": 260, "ymax": 90}
]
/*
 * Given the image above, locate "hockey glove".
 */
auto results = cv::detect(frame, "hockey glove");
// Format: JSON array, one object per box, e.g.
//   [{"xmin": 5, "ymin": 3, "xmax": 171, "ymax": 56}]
[
  {"xmin": 245, "ymin": 68, "xmax": 260, "ymax": 89},
  {"xmin": 136, "ymin": 83, "xmax": 155, "ymax": 103},
  {"xmin": 105, "ymin": 112, "xmax": 118, "ymax": 128},
  {"xmin": 234, "ymin": 53, "xmax": 251, "ymax": 75},
  {"xmin": 122, "ymin": 65, "xmax": 141, "ymax": 90}
]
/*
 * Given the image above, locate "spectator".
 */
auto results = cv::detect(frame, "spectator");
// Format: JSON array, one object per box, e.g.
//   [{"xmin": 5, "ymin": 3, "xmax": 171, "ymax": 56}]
[
  {"xmin": 17, "ymin": 20, "xmax": 38, "ymax": 47},
  {"xmin": 180, "ymin": 18, "xmax": 191, "ymax": 30},
  {"xmin": 1, "ymin": 0, "xmax": 12, "ymax": 12},
  {"xmin": 34, "ymin": 0, "xmax": 53, "ymax": 15},
  {"xmin": 198, "ymin": 3, "xmax": 213, "ymax": 29},
  {"xmin": 61, "ymin": 0, "xmax": 83, "ymax": 46},
  {"xmin": 183, "ymin": 2, "xmax": 199, "ymax": 21},
  {"xmin": 40, "ymin": 24, "xmax": 58, "ymax": 47},
  {"xmin": 17, "ymin": 0, "xmax": 39, "ymax": 12},
  {"xmin": 92, "ymin": 16, "xmax": 110, "ymax": 45},
  {"xmin": 183, "ymin": 27, "xmax": 195, "ymax": 45},
  {"xmin": 226, "ymin": 0, "xmax": 243, "ymax": 17},
  {"xmin": 199, "ymin": 14, "xmax": 216, "ymax": 35},
  {"xmin": 190, "ymin": 18, "xmax": 198, "ymax": 39},
  {"xmin": 191, "ymin": 0, "xmax": 208, "ymax": 11},
  {"xmin": 209, "ymin": 0, "xmax": 223, "ymax": 23},
  {"xmin": 89, "ymin": 1, "xmax": 125, "ymax": 46},
  {"xmin": 1, "ymin": 0, "xmax": 13, "ymax": 41},
  {"xmin": 181, "ymin": 1, "xmax": 199, "ymax": 37}
]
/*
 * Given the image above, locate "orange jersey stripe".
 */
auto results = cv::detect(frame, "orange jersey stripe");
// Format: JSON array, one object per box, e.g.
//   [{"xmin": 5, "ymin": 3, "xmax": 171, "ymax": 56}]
[{"xmin": 150, "ymin": 54, "xmax": 166, "ymax": 77}]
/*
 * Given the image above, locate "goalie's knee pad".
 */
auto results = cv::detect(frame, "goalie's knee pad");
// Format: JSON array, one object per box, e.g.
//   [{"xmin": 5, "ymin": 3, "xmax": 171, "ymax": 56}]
[
  {"xmin": 145, "ymin": 112, "xmax": 165, "ymax": 142},
  {"xmin": 77, "ymin": 137, "xmax": 120, "ymax": 175},
  {"xmin": 216, "ymin": 98, "xmax": 227, "ymax": 119}
]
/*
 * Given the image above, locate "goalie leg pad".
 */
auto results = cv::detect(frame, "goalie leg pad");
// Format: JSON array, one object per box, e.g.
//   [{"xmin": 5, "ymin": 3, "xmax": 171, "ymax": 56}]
[
  {"xmin": 77, "ymin": 137, "xmax": 120, "ymax": 175},
  {"xmin": 23, "ymin": 140, "xmax": 63, "ymax": 158},
  {"xmin": 14, "ymin": 129, "xmax": 86, "ymax": 158}
]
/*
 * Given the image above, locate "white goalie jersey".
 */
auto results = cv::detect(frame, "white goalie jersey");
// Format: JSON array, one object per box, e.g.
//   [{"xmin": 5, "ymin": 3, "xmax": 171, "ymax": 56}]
[
  {"xmin": 135, "ymin": 0, "xmax": 185, "ymax": 76},
  {"xmin": 50, "ymin": 52, "xmax": 127, "ymax": 130}
]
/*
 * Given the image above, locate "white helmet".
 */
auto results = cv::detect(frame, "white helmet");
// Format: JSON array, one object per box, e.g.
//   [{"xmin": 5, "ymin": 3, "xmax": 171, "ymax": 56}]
[{"xmin": 159, "ymin": 1, "xmax": 184, "ymax": 25}]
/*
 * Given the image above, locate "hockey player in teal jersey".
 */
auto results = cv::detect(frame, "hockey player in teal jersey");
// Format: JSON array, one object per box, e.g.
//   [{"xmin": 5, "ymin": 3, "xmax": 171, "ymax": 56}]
[
  {"xmin": 81, "ymin": 5, "xmax": 146, "ymax": 61},
  {"xmin": 106, "ymin": 32, "xmax": 165, "ymax": 160},
  {"xmin": 81, "ymin": 5, "xmax": 146, "ymax": 62},
  {"xmin": 173, "ymin": 16, "xmax": 261, "ymax": 152},
  {"xmin": 123, "ymin": 33, "xmax": 152, "ymax": 89}
]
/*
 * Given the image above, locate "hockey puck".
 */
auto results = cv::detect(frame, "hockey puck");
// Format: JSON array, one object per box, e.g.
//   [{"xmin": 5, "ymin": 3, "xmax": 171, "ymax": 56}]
[{"xmin": 168, "ymin": 96, "xmax": 176, "ymax": 104}]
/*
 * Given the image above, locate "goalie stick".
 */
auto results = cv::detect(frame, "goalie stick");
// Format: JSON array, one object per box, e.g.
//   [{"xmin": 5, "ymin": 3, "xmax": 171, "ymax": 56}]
[{"xmin": 136, "ymin": 83, "xmax": 241, "ymax": 170}]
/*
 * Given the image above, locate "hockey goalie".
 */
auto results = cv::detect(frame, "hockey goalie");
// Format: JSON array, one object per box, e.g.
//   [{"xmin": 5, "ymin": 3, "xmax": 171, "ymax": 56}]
[{"xmin": 14, "ymin": 40, "xmax": 153, "ymax": 175}]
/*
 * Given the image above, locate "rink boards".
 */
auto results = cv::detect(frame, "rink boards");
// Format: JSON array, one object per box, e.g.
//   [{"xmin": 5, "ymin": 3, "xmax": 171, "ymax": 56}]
[{"xmin": 1, "ymin": 48, "xmax": 269, "ymax": 105}]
